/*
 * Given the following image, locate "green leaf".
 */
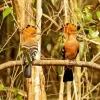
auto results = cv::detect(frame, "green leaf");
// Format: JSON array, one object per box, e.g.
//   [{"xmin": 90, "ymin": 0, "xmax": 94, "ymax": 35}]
[
  {"xmin": 2, "ymin": 7, "xmax": 12, "ymax": 19},
  {"xmin": 0, "ymin": 84, "xmax": 4, "ymax": 90},
  {"xmin": 17, "ymin": 50, "xmax": 24, "ymax": 57},
  {"xmin": 91, "ymin": 31, "xmax": 99, "ymax": 38},
  {"xmin": 32, "ymin": 0, "xmax": 35, "ymax": 6},
  {"xmin": 17, "ymin": 95, "xmax": 23, "ymax": 100},
  {"xmin": 14, "ymin": 89, "xmax": 18, "ymax": 96},
  {"xmin": 56, "ymin": 66, "xmax": 62, "ymax": 75},
  {"xmin": 44, "ymin": 37, "xmax": 51, "ymax": 46},
  {"xmin": 51, "ymin": 0, "xmax": 57, "ymax": 5},
  {"xmin": 51, "ymin": 34, "xmax": 64, "ymax": 57},
  {"xmin": 51, "ymin": 44, "xmax": 58, "ymax": 57},
  {"xmin": 89, "ymin": 28, "xmax": 93, "ymax": 34},
  {"xmin": 96, "ymin": 11, "xmax": 100, "ymax": 20},
  {"xmin": 84, "ymin": 13, "xmax": 92, "ymax": 22},
  {"xmin": 84, "ymin": 7, "xmax": 89, "ymax": 14},
  {"xmin": 88, "ymin": 28, "xmax": 99, "ymax": 38},
  {"xmin": 77, "ymin": 11, "xmax": 83, "ymax": 19},
  {"xmin": 91, "ymin": 36, "xmax": 100, "ymax": 42},
  {"xmin": 88, "ymin": 28, "xmax": 94, "ymax": 38}
]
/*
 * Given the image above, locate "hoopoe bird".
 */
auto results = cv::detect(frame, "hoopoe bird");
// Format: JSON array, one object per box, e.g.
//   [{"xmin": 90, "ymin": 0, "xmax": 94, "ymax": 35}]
[
  {"xmin": 20, "ymin": 25, "xmax": 38, "ymax": 78},
  {"xmin": 62, "ymin": 23, "xmax": 79, "ymax": 82}
]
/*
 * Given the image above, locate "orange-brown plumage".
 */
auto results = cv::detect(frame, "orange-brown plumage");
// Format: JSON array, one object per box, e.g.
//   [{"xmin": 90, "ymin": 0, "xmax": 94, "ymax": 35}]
[
  {"xmin": 64, "ymin": 35, "xmax": 79, "ymax": 60},
  {"xmin": 20, "ymin": 25, "xmax": 37, "ymax": 48},
  {"xmin": 63, "ymin": 23, "xmax": 79, "ymax": 59},
  {"xmin": 62, "ymin": 23, "xmax": 79, "ymax": 82}
]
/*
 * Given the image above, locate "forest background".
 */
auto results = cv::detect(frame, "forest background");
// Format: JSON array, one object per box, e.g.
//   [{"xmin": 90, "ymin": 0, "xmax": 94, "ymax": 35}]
[{"xmin": 0, "ymin": 0, "xmax": 100, "ymax": 100}]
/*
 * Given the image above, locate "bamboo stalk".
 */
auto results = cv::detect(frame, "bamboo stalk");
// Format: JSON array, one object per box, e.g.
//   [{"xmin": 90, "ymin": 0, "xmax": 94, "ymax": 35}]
[
  {"xmin": 59, "ymin": 67, "xmax": 64, "ymax": 100},
  {"xmin": 36, "ymin": 0, "xmax": 47, "ymax": 100}
]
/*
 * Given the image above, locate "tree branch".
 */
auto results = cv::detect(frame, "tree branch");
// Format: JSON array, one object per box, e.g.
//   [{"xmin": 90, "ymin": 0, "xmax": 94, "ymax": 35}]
[
  {"xmin": 0, "ymin": 60, "xmax": 24, "ymax": 70},
  {"xmin": 0, "ymin": 60, "xmax": 100, "ymax": 70}
]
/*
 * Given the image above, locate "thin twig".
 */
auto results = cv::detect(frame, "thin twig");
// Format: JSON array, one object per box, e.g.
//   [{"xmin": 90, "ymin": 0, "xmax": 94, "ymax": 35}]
[
  {"xmin": 0, "ymin": 6, "xmax": 7, "ymax": 11},
  {"xmin": 82, "ymin": 82, "xmax": 100, "ymax": 99},
  {"xmin": 32, "ymin": 8, "xmax": 59, "ymax": 28},
  {"xmin": 0, "ymin": 1, "xmax": 11, "ymax": 8},
  {"xmin": 0, "ymin": 27, "xmax": 18, "ymax": 53},
  {"xmin": 78, "ymin": 35, "xmax": 100, "ymax": 45},
  {"xmin": 1, "ymin": 87, "xmax": 27, "ymax": 98}
]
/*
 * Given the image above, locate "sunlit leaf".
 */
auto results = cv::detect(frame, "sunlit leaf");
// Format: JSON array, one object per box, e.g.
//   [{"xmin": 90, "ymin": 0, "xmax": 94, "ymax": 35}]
[
  {"xmin": 88, "ymin": 29, "xmax": 99, "ymax": 38},
  {"xmin": 84, "ymin": 13, "xmax": 92, "ymax": 22},
  {"xmin": 96, "ymin": 11, "xmax": 100, "ymax": 20},
  {"xmin": 14, "ymin": 89, "xmax": 18, "ymax": 96},
  {"xmin": 2, "ymin": 7, "xmax": 12, "ymax": 19},
  {"xmin": 51, "ymin": 44, "xmax": 59, "ymax": 57},
  {"xmin": 89, "ymin": 28, "xmax": 93, "ymax": 33},
  {"xmin": 51, "ymin": 34, "xmax": 65, "ymax": 57},
  {"xmin": 88, "ymin": 28, "xmax": 94, "ymax": 37},
  {"xmin": 32, "ymin": 0, "xmax": 35, "ymax": 6},
  {"xmin": 77, "ymin": 11, "xmax": 83, "ymax": 19},
  {"xmin": 91, "ymin": 31, "xmax": 99, "ymax": 37},
  {"xmin": 51, "ymin": 0, "xmax": 57, "ymax": 5},
  {"xmin": 0, "ymin": 84, "xmax": 4, "ymax": 90},
  {"xmin": 17, "ymin": 95, "xmax": 23, "ymax": 100},
  {"xmin": 17, "ymin": 50, "xmax": 24, "ymax": 57},
  {"xmin": 84, "ymin": 7, "xmax": 89, "ymax": 14},
  {"xmin": 56, "ymin": 66, "xmax": 62, "ymax": 75},
  {"xmin": 92, "ymin": 36, "xmax": 100, "ymax": 42}
]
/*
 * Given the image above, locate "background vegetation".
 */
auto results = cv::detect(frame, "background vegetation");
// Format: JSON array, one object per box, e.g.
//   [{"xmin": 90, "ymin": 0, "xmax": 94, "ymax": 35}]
[{"xmin": 0, "ymin": 0, "xmax": 100, "ymax": 100}]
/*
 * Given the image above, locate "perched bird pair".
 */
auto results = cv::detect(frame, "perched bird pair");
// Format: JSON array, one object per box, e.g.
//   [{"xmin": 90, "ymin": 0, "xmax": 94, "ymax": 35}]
[{"xmin": 20, "ymin": 24, "xmax": 79, "ymax": 82}]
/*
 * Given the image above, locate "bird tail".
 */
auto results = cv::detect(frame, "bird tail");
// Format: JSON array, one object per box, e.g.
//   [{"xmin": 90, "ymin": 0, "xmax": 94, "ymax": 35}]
[
  {"xmin": 63, "ymin": 68, "xmax": 73, "ymax": 82},
  {"xmin": 24, "ymin": 65, "xmax": 31, "ymax": 78},
  {"xmin": 62, "ymin": 46, "xmax": 73, "ymax": 82}
]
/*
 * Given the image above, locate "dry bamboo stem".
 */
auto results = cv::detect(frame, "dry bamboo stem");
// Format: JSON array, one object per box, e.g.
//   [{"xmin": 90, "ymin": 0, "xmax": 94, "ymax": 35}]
[
  {"xmin": 35, "ymin": 0, "xmax": 41, "ymax": 99},
  {"xmin": 36, "ymin": 0, "xmax": 47, "ymax": 100}
]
